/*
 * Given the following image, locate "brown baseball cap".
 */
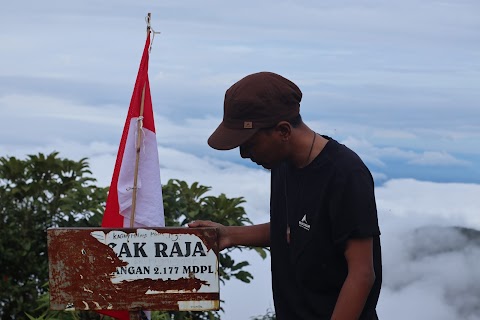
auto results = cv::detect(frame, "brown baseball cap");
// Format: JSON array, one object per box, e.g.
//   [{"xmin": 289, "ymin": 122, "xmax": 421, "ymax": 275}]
[{"xmin": 208, "ymin": 72, "xmax": 302, "ymax": 150}]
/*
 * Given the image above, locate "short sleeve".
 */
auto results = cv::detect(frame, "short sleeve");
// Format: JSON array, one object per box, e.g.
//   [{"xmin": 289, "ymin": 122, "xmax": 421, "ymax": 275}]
[{"xmin": 330, "ymin": 168, "xmax": 380, "ymax": 249}]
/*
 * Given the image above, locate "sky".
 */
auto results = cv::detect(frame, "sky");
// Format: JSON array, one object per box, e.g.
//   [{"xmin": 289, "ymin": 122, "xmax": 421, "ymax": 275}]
[{"xmin": 1, "ymin": 0, "xmax": 480, "ymax": 319}]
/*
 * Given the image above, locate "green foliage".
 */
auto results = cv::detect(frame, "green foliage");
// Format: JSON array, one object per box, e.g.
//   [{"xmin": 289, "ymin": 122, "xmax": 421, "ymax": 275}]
[
  {"xmin": 0, "ymin": 153, "xmax": 107, "ymax": 320},
  {"xmin": 250, "ymin": 309, "xmax": 276, "ymax": 320},
  {"xmin": 0, "ymin": 155, "xmax": 268, "ymax": 320}
]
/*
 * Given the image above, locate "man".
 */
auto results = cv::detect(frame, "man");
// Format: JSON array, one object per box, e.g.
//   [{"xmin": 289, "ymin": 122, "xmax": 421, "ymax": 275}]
[{"xmin": 189, "ymin": 72, "xmax": 381, "ymax": 319}]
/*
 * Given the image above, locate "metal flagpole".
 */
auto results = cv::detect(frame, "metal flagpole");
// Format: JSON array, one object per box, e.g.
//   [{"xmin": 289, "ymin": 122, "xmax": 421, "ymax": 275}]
[{"xmin": 129, "ymin": 13, "xmax": 151, "ymax": 320}]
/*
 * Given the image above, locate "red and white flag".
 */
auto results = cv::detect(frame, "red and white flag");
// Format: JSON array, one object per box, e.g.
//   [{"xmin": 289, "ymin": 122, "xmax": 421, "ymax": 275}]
[
  {"xmin": 100, "ymin": 32, "xmax": 164, "ymax": 319},
  {"xmin": 102, "ymin": 33, "xmax": 164, "ymax": 229}
]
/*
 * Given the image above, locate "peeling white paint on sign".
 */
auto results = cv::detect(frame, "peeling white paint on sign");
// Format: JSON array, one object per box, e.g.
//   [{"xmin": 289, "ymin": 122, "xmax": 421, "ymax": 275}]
[{"xmin": 90, "ymin": 229, "xmax": 219, "ymax": 293}]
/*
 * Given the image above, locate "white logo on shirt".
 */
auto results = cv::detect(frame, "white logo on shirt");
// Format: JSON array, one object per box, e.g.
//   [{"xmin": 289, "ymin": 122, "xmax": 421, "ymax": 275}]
[{"xmin": 299, "ymin": 214, "xmax": 311, "ymax": 231}]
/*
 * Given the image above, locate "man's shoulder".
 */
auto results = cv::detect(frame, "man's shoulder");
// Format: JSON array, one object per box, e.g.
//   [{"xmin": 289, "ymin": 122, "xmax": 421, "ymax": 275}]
[{"xmin": 323, "ymin": 138, "xmax": 368, "ymax": 171}]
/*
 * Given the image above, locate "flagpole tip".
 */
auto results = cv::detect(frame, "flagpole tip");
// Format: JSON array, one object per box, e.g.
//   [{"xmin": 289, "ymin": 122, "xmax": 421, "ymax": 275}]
[{"xmin": 146, "ymin": 13, "xmax": 151, "ymax": 32}]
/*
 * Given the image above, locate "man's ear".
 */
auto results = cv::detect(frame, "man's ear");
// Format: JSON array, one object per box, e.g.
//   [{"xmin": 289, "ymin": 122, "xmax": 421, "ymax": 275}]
[{"xmin": 276, "ymin": 121, "xmax": 292, "ymax": 141}]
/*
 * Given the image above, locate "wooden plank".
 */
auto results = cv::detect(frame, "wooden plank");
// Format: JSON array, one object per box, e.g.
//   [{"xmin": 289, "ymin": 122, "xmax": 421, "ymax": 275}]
[{"xmin": 47, "ymin": 227, "xmax": 219, "ymax": 311}]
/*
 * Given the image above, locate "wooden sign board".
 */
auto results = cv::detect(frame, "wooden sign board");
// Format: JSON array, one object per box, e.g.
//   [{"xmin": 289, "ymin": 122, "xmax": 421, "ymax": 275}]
[{"xmin": 47, "ymin": 227, "xmax": 219, "ymax": 312}]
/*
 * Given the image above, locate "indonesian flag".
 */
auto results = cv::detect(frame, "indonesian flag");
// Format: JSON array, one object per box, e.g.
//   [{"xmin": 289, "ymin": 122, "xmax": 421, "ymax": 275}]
[{"xmin": 100, "ymin": 32, "xmax": 164, "ymax": 319}]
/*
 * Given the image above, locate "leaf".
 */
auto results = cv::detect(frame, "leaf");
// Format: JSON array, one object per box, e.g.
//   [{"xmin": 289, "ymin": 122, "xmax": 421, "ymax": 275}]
[
  {"xmin": 231, "ymin": 260, "xmax": 250, "ymax": 271},
  {"xmin": 233, "ymin": 270, "xmax": 254, "ymax": 283},
  {"xmin": 253, "ymin": 247, "xmax": 269, "ymax": 260}
]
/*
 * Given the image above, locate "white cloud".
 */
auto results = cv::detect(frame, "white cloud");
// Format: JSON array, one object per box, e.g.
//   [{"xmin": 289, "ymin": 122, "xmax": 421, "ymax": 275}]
[
  {"xmin": 341, "ymin": 136, "xmax": 470, "ymax": 169},
  {"xmin": 378, "ymin": 225, "xmax": 480, "ymax": 320},
  {"xmin": 0, "ymin": 94, "xmax": 123, "ymax": 126},
  {"xmin": 377, "ymin": 179, "xmax": 480, "ymax": 229},
  {"xmin": 408, "ymin": 150, "xmax": 471, "ymax": 166},
  {"xmin": 371, "ymin": 171, "xmax": 388, "ymax": 183},
  {"xmin": 375, "ymin": 179, "xmax": 480, "ymax": 319}
]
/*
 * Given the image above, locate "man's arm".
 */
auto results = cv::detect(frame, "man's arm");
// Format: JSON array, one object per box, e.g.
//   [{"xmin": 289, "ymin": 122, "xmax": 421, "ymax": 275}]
[
  {"xmin": 188, "ymin": 220, "xmax": 271, "ymax": 250},
  {"xmin": 331, "ymin": 237, "xmax": 376, "ymax": 320}
]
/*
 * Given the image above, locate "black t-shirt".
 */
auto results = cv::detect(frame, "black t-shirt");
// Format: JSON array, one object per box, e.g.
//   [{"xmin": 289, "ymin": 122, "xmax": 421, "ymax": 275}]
[{"xmin": 270, "ymin": 136, "xmax": 382, "ymax": 319}]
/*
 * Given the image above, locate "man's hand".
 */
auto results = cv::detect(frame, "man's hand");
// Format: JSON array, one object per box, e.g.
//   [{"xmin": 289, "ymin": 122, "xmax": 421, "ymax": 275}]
[{"xmin": 188, "ymin": 220, "xmax": 232, "ymax": 250}]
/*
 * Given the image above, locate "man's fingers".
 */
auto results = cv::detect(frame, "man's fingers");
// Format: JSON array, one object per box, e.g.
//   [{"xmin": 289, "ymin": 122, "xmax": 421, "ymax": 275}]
[{"xmin": 188, "ymin": 220, "xmax": 215, "ymax": 228}]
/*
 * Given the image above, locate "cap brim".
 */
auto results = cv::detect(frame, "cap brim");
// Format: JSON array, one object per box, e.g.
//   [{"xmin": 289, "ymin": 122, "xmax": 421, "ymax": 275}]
[{"xmin": 208, "ymin": 122, "xmax": 259, "ymax": 150}]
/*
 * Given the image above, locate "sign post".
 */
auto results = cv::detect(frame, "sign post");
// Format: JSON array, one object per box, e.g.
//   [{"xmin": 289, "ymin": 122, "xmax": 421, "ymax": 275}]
[{"xmin": 47, "ymin": 227, "xmax": 220, "ymax": 313}]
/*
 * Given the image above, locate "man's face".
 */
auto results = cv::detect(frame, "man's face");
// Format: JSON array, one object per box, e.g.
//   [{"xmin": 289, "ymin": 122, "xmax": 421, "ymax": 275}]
[{"xmin": 239, "ymin": 128, "xmax": 284, "ymax": 169}]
